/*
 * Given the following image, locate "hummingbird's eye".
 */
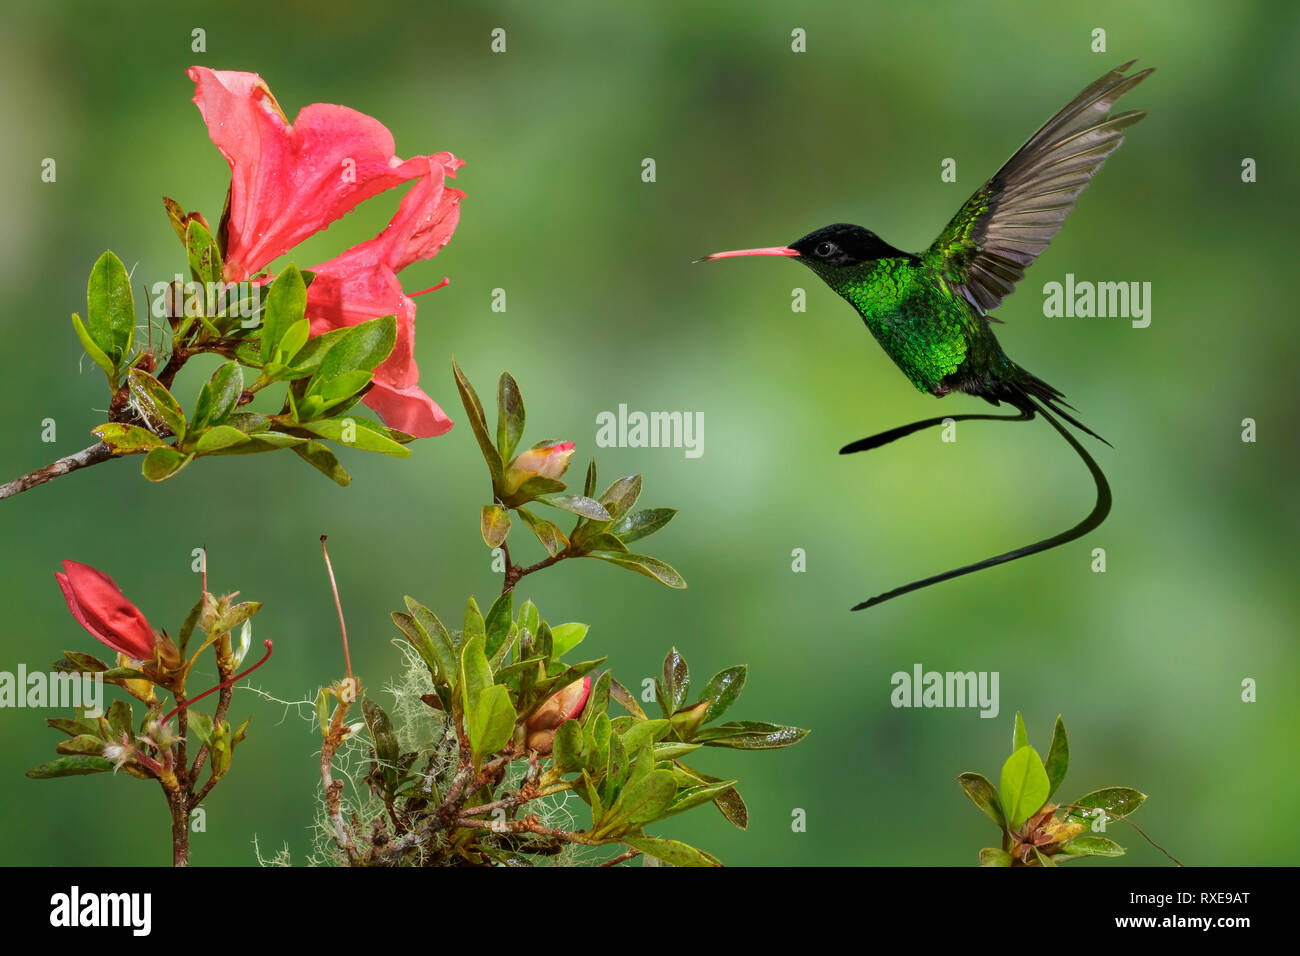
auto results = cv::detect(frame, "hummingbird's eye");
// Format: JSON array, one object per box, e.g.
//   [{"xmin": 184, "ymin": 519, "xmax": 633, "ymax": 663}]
[{"xmin": 815, "ymin": 241, "xmax": 837, "ymax": 258}]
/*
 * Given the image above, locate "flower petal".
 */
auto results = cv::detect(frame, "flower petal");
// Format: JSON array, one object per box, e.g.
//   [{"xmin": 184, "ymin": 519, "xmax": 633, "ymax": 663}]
[
  {"xmin": 56, "ymin": 561, "xmax": 156, "ymax": 660},
  {"xmin": 303, "ymin": 155, "xmax": 464, "ymax": 438},
  {"xmin": 188, "ymin": 66, "xmax": 437, "ymax": 280}
]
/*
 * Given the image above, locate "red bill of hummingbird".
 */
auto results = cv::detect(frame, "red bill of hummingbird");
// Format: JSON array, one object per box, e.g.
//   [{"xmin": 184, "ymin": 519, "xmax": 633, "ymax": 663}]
[{"xmin": 700, "ymin": 60, "xmax": 1153, "ymax": 611}]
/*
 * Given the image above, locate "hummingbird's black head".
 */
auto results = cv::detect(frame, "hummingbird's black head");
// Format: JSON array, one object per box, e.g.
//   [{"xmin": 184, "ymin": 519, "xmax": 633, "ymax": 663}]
[
  {"xmin": 698, "ymin": 223, "xmax": 912, "ymax": 268},
  {"xmin": 788, "ymin": 223, "xmax": 911, "ymax": 268}
]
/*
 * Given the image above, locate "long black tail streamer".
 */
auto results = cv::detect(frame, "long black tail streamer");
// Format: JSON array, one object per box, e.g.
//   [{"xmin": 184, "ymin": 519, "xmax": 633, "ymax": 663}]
[{"xmin": 842, "ymin": 397, "xmax": 1111, "ymax": 610}]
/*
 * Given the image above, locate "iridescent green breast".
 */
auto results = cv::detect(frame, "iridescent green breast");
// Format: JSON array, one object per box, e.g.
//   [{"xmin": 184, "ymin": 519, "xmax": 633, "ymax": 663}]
[{"xmin": 828, "ymin": 259, "xmax": 970, "ymax": 393}]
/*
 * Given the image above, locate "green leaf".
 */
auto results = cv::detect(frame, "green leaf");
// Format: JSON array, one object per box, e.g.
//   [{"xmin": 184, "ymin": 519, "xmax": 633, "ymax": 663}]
[
  {"xmin": 260, "ymin": 265, "xmax": 307, "ymax": 364},
  {"xmin": 308, "ymin": 312, "xmax": 396, "ymax": 376},
  {"xmin": 100, "ymin": 666, "xmax": 154, "ymax": 681},
  {"xmin": 163, "ymin": 197, "xmax": 188, "ymax": 244},
  {"xmin": 403, "ymin": 598, "xmax": 459, "ymax": 685},
  {"xmin": 459, "ymin": 635, "xmax": 493, "ymax": 706},
  {"xmin": 26, "ymin": 755, "xmax": 115, "ymax": 778},
  {"xmin": 484, "ymin": 591, "xmax": 513, "ymax": 658},
  {"xmin": 602, "ymin": 770, "xmax": 676, "ymax": 831},
  {"xmin": 191, "ymin": 361, "xmax": 244, "ymax": 431},
  {"xmin": 583, "ymin": 673, "xmax": 611, "ymax": 730},
  {"xmin": 1044, "ymin": 715, "xmax": 1069, "ymax": 800},
  {"xmin": 699, "ymin": 665, "xmax": 747, "ymax": 722},
  {"xmin": 549, "ymin": 623, "xmax": 588, "ymax": 660},
  {"xmin": 284, "ymin": 326, "xmax": 351, "ymax": 377},
  {"xmin": 518, "ymin": 507, "xmax": 568, "ymax": 557},
  {"xmin": 52, "ymin": 651, "xmax": 108, "ymax": 673},
  {"xmin": 620, "ymin": 835, "xmax": 721, "ymax": 868},
  {"xmin": 176, "ymin": 594, "xmax": 204, "ymax": 657},
  {"xmin": 519, "ymin": 600, "xmax": 540, "ymax": 637},
  {"xmin": 610, "ymin": 508, "xmax": 677, "ymax": 543},
  {"xmin": 532, "ymin": 621, "xmax": 554, "ymax": 661},
  {"xmin": 71, "ymin": 313, "xmax": 117, "ymax": 380},
  {"xmin": 1060, "ymin": 835, "xmax": 1126, "ymax": 858},
  {"xmin": 583, "ymin": 459, "xmax": 596, "ymax": 497},
  {"xmin": 481, "ymin": 504, "xmax": 511, "ymax": 548},
  {"xmin": 127, "ymin": 369, "xmax": 186, "ymax": 439},
  {"xmin": 540, "ymin": 495, "xmax": 611, "ymax": 521},
  {"xmin": 663, "ymin": 648, "xmax": 689, "ymax": 712},
  {"xmin": 1064, "ymin": 788, "xmax": 1147, "ymax": 825},
  {"xmin": 580, "ymin": 532, "xmax": 629, "ymax": 553},
  {"xmin": 309, "ymin": 370, "xmax": 374, "ymax": 409},
  {"xmin": 661, "ymin": 780, "xmax": 739, "ymax": 820},
  {"xmin": 979, "ymin": 847, "xmax": 1013, "ymax": 867},
  {"xmin": 46, "ymin": 716, "xmax": 100, "ymax": 738},
  {"xmin": 468, "ymin": 684, "xmax": 517, "ymax": 768},
  {"xmin": 958, "ymin": 771, "xmax": 1007, "ymax": 828},
  {"xmin": 1000, "ymin": 745, "xmax": 1050, "ymax": 829},
  {"xmin": 514, "ymin": 475, "xmax": 567, "ymax": 498},
  {"xmin": 653, "ymin": 741, "xmax": 701, "ymax": 761},
  {"xmin": 464, "ymin": 596, "xmax": 486, "ymax": 649},
  {"xmin": 203, "ymin": 431, "xmax": 306, "ymax": 455},
  {"xmin": 603, "ymin": 731, "xmax": 631, "ymax": 800},
  {"xmin": 583, "ymin": 712, "xmax": 612, "ymax": 776},
  {"xmin": 1012, "ymin": 711, "xmax": 1029, "ymax": 754},
  {"xmin": 105, "ymin": 700, "xmax": 132, "ymax": 739},
  {"xmin": 299, "ymin": 417, "xmax": 410, "ymax": 456},
  {"xmin": 393, "ymin": 612, "xmax": 438, "ymax": 685},
  {"xmin": 496, "ymin": 372, "xmax": 525, "ymax": 462},
  {"xmin": 193, "ymin": 425, "xmax": 251, "ymax": 453},
  {"xmin": 277, "ymin": 318, "xmax": 310, "ymax": 366},
  {"xmin": 141, "ymin": 446, "xmax": 193, "ymax": 482},
  {"xmin": 186, "ymin": 218, "xmax": 222, "ymax": 289},
  {"xmin": 92, "ymin": 423, "xmax": 164, "ymax": 454},
  {"xmin": 588, "ymin": 551, "xmax": 685, "ymax": 589},
  {"xmin": 552, "ymin": 719, "xmax": 585, "ymax": 772},
  {"xmin": 598, "ymin": 475, "xmax": 642, "ymax": 520},
  {"xmin": 693, "ymin": 720, "xmax": 810, "ymax": 750},
  {"xmin": 56, "ymin": 733, "xmax": 112, "ymax": 756},
  {"xmin": 610, "ymin": 678, "xmax": 647, "ymax": 721},
  {"xmin": 188, "ymin": 711, "xmax": 214, "ymax": 746},
  {"xmin": 671, "ymin": 764, "xmax": 748, "ymax": 829},
  {"xmin": 291, "ymin": 440, "xmax": 351, "ymax": 485},
  {"xmin": 619, "ymin": 719, "xmax": 670, "ymax": 753},
  {"xmin": 86, "ymin": 250, "xmax": 135, "ymax": 363},
  {"xmin": 452, "ymin": 360, "xmax": 503, "ymax": 483}
]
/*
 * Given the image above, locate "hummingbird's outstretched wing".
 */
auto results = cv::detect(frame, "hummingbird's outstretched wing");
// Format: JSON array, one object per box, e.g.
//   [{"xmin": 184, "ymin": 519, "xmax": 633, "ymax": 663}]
[{"xmin": 928, "ymin": 60, "xmax": 1153, "ymax": 314}]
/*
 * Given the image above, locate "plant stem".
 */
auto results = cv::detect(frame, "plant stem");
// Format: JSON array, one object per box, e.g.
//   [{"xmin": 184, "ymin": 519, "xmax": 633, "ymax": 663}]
[
  {"xmin": 599, "ymin": 849, "xmax": 642, "ymax": 867},
  {"xmin": 501, "ymin": 541, "xmax": 569, "ymax": 593},
  {"xmin": 166, "ymin": 787, "xmax": 190, "ymax": 867},
  {"xmin": 0, "ymin": 442, "xmax": 115, "ymax": 501}
]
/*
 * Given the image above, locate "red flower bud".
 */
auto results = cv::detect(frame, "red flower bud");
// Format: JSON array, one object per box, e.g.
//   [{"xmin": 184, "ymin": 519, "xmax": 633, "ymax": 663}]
[
  {"xmin": 55, "ymin": 561, "xmax": 157, "ymax": 661},
  {"xmin": 525, "ymin": 675, "xmax": 591, "ymax": 754}
]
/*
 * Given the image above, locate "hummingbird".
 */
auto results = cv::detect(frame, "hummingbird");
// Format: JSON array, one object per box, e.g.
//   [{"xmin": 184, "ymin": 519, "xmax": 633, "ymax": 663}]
[{"xmin": 701, "ymin": 60, "xmax": 1153, "ymax": 610}]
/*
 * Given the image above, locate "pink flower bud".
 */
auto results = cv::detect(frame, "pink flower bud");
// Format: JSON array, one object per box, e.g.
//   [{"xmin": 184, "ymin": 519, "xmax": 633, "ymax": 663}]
[
  {"xmin": 525, "ymin": 675, "xmax": 591, "ymax": 754},
  {"xmin": 55, "ymin": 561, "xmax": 157, "ymax": 661},
  {"xmin": 505, "ymin": 441, "xmax": 576, "ymax": 494}
]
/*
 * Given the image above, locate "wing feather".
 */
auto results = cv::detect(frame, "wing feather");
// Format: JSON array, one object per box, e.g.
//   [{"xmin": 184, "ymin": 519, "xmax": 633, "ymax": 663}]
[{"xmin": 929, "ymin": 62, "xmax": 1154, "ymax": 314}]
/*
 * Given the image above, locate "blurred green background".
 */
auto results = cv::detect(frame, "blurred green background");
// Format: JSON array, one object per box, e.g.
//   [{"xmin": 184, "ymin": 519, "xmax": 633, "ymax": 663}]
[{"xmin": 1, "ymin": 0, "xmax": 1296, "ymax": 866}]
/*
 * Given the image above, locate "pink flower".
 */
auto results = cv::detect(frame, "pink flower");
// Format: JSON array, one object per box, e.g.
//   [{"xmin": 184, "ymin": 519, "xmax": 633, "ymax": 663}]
[
  {"xmin": 188, "ymin": 67, "xmax": 464, "ymax": 437},
  {"xmin": 525, "ymin": 676, "xmax": 592, "ymax": 754},
  {"xmin": 55, "ymin": 561, "xmax": 157, "ymax": 661}
]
